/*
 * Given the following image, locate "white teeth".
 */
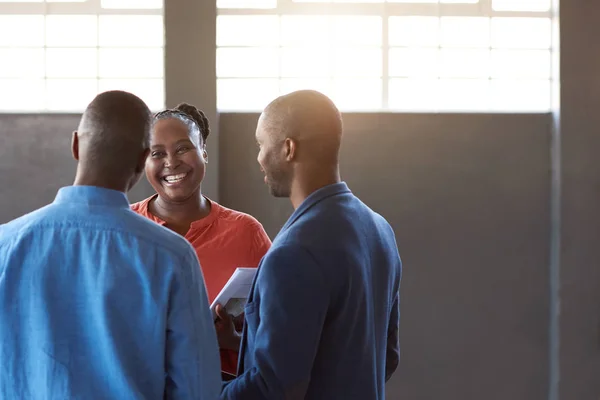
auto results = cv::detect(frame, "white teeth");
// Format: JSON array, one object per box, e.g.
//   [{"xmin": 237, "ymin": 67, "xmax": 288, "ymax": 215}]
[{"xmin": 164, "ymin": 173, "xmax": 187, "ymax": 183}]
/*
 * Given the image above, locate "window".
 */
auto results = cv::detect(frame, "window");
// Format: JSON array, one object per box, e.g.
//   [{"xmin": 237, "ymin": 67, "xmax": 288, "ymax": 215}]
[
  {"xmin": 0, "ymin": 0, "xmax": 164, "ymax": 112},
  {"xmin": 216, "ymin": 0, "xmax": 554, "ymax": 112}
]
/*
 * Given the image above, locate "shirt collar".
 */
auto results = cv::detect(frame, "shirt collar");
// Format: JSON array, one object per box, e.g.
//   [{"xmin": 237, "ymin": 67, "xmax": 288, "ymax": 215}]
[
  {"xmin": 138, "ymin": 194, "xmax": 220, "ymax": 232},
  {"xmin": 53, "ymin": 186, "xmax": 130, "ymax": 209},
  {"xmin": 280, "ymin": 181, "xmax": 351, "ymax": 234}
]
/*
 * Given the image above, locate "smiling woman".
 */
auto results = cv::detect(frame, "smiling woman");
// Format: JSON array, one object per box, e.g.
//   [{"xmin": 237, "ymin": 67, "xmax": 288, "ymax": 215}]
[{"xmin": 131, "ymin": 103, "xmax": 272, "ymax": 376}]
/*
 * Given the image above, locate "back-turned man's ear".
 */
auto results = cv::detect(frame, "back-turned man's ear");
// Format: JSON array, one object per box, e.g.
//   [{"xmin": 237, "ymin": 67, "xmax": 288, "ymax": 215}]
[{"xmin": 71, "ymin": 131, "xmax": 79, "ymax": 161}]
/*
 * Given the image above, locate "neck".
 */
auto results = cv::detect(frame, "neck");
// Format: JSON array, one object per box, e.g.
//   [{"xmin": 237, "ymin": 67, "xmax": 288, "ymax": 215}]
[
  {"xmin": 290, "ymin": 166, "xmax": 340, "ymax": 210},
  {"xmin": 73, "ymin": 169, "xmax": 128, "ymax": 193},
  {"xmin": 153, "ymin": 190, "xmax": 211, "ymax": 221}
]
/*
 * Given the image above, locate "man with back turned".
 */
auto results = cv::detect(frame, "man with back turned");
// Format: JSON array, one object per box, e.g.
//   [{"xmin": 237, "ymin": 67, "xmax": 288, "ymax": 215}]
[{"xmin": 0, "ymin": 91, "xmax": 220, "ymax": 399}]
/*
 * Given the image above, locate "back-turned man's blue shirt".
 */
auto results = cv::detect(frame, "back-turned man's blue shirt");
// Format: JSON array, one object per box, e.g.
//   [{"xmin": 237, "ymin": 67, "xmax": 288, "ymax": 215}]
[{"xmin": 0, "ymin": 186, "xmax": 221, "ymax": 399}]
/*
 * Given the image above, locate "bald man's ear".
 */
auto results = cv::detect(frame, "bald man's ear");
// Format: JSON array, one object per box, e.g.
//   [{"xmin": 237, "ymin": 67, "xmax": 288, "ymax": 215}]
[
  {"xmin": 284, "ymin": 138, "xmax": 297, "ymax": 162},
  {"xmin": 135, "ymin": 148, "xmax": 151, "ymax": 174},
  {"xmin": 71, "ymin": 131, "xmax": 79, "ymax": 161}
]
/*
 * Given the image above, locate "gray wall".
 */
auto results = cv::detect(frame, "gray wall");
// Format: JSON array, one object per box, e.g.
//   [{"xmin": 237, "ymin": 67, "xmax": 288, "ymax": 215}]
[
  {"xmin": 558, "ymin": 0, "xmax": 600, "ymax": 397},
  {"xmin": 0, "ymin": 111, "xmax": 553, "ymax": 399},
  {"xmin": 220, "ymin": 112, "xmax": 552, "ymax": 399},
  {"xmin": 0, "ymin": 114, "xmax": 154, "ymax": 222}
]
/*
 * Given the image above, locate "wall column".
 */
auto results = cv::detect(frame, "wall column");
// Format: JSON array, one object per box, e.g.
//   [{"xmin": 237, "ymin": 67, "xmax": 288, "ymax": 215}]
[{"xmin": 164, "ymin": 0, "xmax": 218, "ymax": 200}]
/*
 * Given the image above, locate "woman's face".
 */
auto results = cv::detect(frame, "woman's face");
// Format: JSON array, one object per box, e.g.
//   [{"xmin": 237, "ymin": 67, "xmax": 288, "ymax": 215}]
[{"xmin": 145, "ymin": 117, "xmax": 207, "ymax": 203}]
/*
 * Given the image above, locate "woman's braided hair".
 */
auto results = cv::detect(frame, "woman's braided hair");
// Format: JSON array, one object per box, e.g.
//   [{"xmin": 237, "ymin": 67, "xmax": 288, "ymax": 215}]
[{"xmin": 153, "ymin": 103, "xmax": 210, "ymax": 146}]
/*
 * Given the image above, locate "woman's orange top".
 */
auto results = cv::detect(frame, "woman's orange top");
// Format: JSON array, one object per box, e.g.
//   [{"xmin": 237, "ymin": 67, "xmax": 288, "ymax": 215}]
[{"xmin": 131, "ymin": 195, "xmax": 272, "ymax": 375}]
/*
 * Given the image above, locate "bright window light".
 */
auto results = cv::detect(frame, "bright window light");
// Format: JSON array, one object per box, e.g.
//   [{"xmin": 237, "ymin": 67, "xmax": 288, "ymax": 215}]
[
  {"xmin": 388, "ymin": 78, "xmax": 438, "ymax": 111},
  {"xmin": 491, "ymin": 49, "xmax": 551, "ymax": 79},
  {"xmin": 99, "ymin": 15, "xmax": 164, "ymax": 47},
  {"xmin": 281, "ymin": 48, "xmax": 331, "ymax": 78},
  {"xmin": 440, "ymin": 17, "xmax": 490, "ymax": 48},
  {"xmin": 217, "ymin": 0, "xmax": 553, "ymax": 112},
  {"xmin": 101, "ymin": 0, "xmax": 163, "ymax": 9},
  {"xmin": 389, "ymin": 48, "xmax": 438, "ymax": 78},
  {"xmin": 438, "ymin": 79, "xmax": 490, "ymax": 111},
  {"xmin": 333, "ymin": 78, "xmax": 382, "ymax": 110},
  {"xmin": 218, "ymin": 0, "xmax": 276, "ymax": 8},
  {"xmin": 492, "ymin": 0, "xmax": 550, "ymax": 12},
  {"xmin": 217, "ymin": 48, "xmax": 280, "ymax": 78},
  {"xmin": 334, "ymin": 48, "xmax": 382, "ymax": 78},
  {"xmin": 46, "ymin": 15, "xmax": 98, "ymax": 47},
  {"xmin": 46, "ymin": 48, "xmax": 98, "ymax": 78},
  {"xmin": 280, "ymin": 16, "xmax": 330, "ymax": 47},
  {"xmin": 0, "ymin": 4, "xmax": 165, "ymax": 112},
  {"xmin": 46, "ymin": 79, "xmax": 98, "ymax": 111},
  {"xmin": 334, "ymin": 0, "xmax": 384, "ymax": 3},
  {"xmin": 99, "ymin": 79, "xmax": 165, "ymax": 111},
  {"xmin": 438, "ymin": 49, "xmax": 490, "ymax": 79},
  {"xmin": 99, "ymin": 48, "xmax": 164, "ymax": 78},
  {"xmin": 217, "ymin": 78, "xmax": 280, "ymax": 111},
  {"xmin": 0, "ymin": 15, "xmax": 44, "ymax": 46},
  {"xmin": 217, "ymin": 15, "xmax": 279, "ymax": 46},
  {"xmin": 491, "ymin": 17, "xmax": 551, "ymax": 49},
  {"xmin": 0, "ymin": 79, "xmax": 45, "ymax": 111},
  {"xmin": 332, "ymin": 16, "xmax": 382, "ymax": 46},
  {"xmin": 388, "ymin": 0, "xmax": 478, "ymax": 2},
  {"xmin": 0, "ymin": 49, "xmax": 45, "ymax": 78},
  {"xmin": 280, "ymin": 78, "xmax": 333, "ymax": 97},
  {"xmin": 388, "ymin": 16, "xmax": 439, "ymax": 47},
  {"xmin": 490, "ymin": 79, "xmax": 551, "ymax": 111}
]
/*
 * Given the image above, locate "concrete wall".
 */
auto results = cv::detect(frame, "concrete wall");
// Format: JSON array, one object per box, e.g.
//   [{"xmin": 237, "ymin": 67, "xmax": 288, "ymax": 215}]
[
  {"xmin": 558, "ymin": 0, "xmax": 600, "ymax": 398},
  {"xmin": 220, "ymin": 112, "xmax": 552, "ymax": 399},
  {"xmin": 0, "ymin": 111, "xmax": 553, "ymax": 399},
  {"xmin": 0, "ymin": 114, "xmax": 154, "ymax": 222}
]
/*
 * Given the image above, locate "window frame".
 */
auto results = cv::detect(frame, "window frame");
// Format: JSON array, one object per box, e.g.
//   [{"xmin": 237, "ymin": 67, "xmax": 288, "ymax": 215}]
[
  {"xmin": 0, "ymin": 0, "xmax": 164, "ymax": 113},
  {"xmin": 216, "ymin": 0, "xmax": 555, "ymax": 112}
]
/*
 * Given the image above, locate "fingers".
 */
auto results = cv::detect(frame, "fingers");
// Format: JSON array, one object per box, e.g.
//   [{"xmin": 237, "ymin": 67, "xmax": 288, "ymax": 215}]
[{"xmin": 215, "ymin": 303, "xmax": 227, "ymax": 320}]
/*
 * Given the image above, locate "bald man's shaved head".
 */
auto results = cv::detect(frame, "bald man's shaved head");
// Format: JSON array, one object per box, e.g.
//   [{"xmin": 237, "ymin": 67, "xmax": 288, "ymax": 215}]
[
  {"xmin": 73, "ymin": 90, "xmax": 152, "ymax": 192},
  {"xmin": 262, "ymin": 89, "xmax": 342, "ymax": 146},
  {"xmin": 255, "ymin": 90, "xmax": 343, "ymax": 202}
]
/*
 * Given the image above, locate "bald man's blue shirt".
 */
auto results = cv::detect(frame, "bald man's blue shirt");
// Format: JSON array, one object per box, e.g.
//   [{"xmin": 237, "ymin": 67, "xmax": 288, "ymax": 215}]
[
  {"xmin": 221, "ymin": 182, "xmax": 402, "ymax": 400},
  {"xmin": 0, "ymin": 186, "xmax": 221, "ymax": 400}
]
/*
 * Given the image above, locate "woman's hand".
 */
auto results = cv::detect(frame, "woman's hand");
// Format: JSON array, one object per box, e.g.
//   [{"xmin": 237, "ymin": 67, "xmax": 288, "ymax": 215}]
[{"xmin": 215, "ymin": 303, "xmax": 242, "ymax": 351}]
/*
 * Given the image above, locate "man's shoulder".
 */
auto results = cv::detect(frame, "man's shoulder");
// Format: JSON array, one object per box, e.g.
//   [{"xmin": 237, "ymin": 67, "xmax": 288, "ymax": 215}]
[
  {"xmin": 280, "ymin": 194, "xmax": 399, "ymax": 262},
  {"xmin": 294, "ymin": 193, "xmax": 385, "ymax": 233},
  {"xmin": 116, "ymin": 210, "xmax": 195, "ymax": 258},
  {"xmin": 0, "ymin": 204, "xmax": 56, "ymax": 240},
  {"xmin": 1, "ymin": 203, "xmax": 194, "ymax": 261}
]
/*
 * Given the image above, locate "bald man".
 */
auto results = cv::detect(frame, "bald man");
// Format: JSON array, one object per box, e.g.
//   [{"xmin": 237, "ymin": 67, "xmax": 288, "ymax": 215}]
[
  {"xmin": 220, "ymin": 90, "xmax": 402, "ymax": 399},
  {"xmin": 0, "ymin": 91, "xmax": 220, "ymax": 399}
]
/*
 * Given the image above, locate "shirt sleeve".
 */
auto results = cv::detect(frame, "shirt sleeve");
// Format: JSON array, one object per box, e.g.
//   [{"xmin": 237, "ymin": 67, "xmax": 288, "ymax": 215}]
[
  {"xmin": 220, "ymin": 244, "xmax": 328, "ymax": 400},
  {"xmin": 165, "ymin": 246, "xmax": 221, "ymax": 400},
  {"xmin": 385, "ymin": 290, "xmax": 400, "ymax": 382}
]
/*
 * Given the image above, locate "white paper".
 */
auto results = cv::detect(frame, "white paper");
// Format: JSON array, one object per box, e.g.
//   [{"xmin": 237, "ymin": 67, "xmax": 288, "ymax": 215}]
[{"xmin": 210, "ymin": 267, "xmax": 256, "ymax": 319}]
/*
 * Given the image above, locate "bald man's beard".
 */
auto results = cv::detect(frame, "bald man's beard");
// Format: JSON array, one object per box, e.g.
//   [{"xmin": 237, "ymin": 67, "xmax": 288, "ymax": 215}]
[{"xmin": 265, "ymin": 166, "xmax": 292, "ymax": 198}]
